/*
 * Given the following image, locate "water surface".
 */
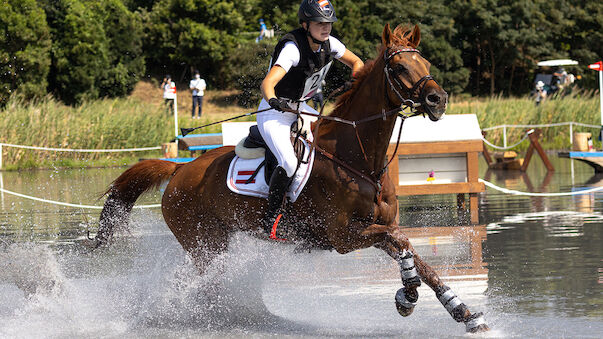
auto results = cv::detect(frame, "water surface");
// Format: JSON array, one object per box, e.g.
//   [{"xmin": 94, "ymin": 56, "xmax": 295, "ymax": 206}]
[{"xmin": 0, "ymin": 156, "xmax": 601, "ymax": 338}]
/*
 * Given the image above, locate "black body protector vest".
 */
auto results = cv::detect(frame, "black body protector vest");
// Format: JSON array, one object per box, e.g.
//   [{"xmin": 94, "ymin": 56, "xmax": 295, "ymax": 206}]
[{"xmin": 271, "ymin": 28, "xmax": 335, "ymax": 102}]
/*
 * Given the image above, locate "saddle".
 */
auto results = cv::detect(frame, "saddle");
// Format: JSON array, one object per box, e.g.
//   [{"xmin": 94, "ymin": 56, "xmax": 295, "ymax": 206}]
[
  {"xmin": 235, "ymin": 125, "xmax": 279, "ymax": 183},
  {"xmin": 235, "ymin": 114, "xmax": 315, "ymax": 182},
  {"xmin": 226, "ymin": 118, "xmax": 315, "ymax": 203}
]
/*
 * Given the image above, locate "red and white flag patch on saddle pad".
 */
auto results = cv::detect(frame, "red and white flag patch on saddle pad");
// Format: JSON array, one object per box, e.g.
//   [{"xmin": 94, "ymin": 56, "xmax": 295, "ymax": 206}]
[{"xmin": 226, "ymin": 140, "xmax": 315, "ymax": 203}]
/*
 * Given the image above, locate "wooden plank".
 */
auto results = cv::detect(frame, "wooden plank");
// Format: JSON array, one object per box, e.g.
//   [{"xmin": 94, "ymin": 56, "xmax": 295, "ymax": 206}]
[
  {"xmin": 396, "ymin": 182, "xmax": 485, "ymax": 195},
  {"xmin": 388, "ymin": 140, "xmax": 483, "ymax": 155},
  {"xmin": 470, "ymin": 193, "xmax": 479, "ymax": 224},
  {"xmin": 466, "ymin": 151, "xmax": 479, "ymax": 183},
  {"xmin": 559, "ymin": 151, "xmax": 603, "ymax": 172}
]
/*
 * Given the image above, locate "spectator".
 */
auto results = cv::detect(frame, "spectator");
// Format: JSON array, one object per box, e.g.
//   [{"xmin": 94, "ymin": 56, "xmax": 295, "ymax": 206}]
[
  {"xmin": 553, "ymin": 67, "xmax": 568, "ymax": 91},
  {"xmin": 161, "ymin": 75, "xmax": 176, "ymax": 115},
  {"xmin": 534, "ymin": 80, "xmax": 547, "ymax": 105},
  {"xmin": 256, "ymin": 19, "xmax": 267, "ymax": 43},
  {"xmin": 189, "ymin": 70, "xmax": 206, "ymax": 119}
]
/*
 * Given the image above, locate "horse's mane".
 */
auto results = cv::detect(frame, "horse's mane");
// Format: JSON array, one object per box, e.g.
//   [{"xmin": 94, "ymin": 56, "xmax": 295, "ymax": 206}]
[{"xmin": 334, "ymin": 24, "xmax": 417, "ymax": 111}]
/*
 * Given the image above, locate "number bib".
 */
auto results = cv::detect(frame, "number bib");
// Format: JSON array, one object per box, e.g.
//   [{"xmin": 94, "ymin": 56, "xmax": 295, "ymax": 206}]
[{"xmin": 300, "ymin": 61, "xmax": 332, "ymax": 101}]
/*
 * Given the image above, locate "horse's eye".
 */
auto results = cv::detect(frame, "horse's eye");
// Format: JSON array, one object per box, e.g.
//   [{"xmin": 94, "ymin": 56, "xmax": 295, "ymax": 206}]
[{"xmin": 396, "ymin": 65, "xmax": 408, "ymax": 74}]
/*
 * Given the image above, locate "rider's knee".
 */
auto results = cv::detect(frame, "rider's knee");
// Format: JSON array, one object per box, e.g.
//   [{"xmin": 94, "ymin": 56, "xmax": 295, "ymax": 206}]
[{"xmin": 281, "ymin": 159, "xmax": 297, "ymax": 177}]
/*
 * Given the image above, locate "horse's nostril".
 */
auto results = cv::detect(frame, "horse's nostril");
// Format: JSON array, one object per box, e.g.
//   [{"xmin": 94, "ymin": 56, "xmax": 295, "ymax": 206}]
[{"xmin": 427, "ymin": 93, "xmax": 440, "ymax": 105}]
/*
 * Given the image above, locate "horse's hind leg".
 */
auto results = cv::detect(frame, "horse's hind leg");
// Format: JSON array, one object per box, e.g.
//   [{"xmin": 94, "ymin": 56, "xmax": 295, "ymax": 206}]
[{"xmin": 376, "ymin": 228, "xmax": 489, "ymax": 333}]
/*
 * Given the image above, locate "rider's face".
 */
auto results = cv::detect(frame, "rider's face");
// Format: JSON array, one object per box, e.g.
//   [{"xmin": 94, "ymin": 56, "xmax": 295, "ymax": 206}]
[{"xmin": 306, "ymin": 21, "xmax": 332, "ymax": 42}]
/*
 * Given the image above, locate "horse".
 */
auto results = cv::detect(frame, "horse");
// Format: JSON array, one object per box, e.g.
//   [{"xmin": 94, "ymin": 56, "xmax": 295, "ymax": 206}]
[{"xmin": 94, "ymin": 24, "xmax": 489, "ymax": 333}]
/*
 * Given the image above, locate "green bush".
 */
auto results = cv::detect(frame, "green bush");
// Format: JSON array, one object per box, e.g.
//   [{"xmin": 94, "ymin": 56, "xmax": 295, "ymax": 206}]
[
  {"xmin": 227, "ymin": 40, "xmax": 274, "ymax": 108},
  {"xmin": 0, "ymin": 0, "xmax": 51, "ymax": 106}
]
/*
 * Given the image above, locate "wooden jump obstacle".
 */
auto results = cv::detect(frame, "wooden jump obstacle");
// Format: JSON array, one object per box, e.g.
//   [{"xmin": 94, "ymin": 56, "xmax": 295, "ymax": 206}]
[
  {"xmin": 482, "ymin": 128, "xmax": 554, "ymax": 172},
  {"xmin": 386, "ymin": 114, "xmax": 485, "ymax": 224}
]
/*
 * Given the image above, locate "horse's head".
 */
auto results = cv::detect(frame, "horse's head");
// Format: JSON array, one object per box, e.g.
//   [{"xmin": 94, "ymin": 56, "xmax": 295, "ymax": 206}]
[{"xmin": 382, "ymin": 24, "xmax": 448, "ymax": 121}]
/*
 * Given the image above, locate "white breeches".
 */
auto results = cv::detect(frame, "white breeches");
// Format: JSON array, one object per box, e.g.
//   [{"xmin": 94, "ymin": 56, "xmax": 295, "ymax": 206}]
[{"xmin": 257, "ymin": 98, "xmax": 319, "ymax": 177}]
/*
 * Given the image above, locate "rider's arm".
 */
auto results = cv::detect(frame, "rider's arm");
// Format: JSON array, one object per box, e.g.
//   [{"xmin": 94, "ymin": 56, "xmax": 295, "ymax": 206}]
[
  {"xmin": 261, "ymin": 65, "xmax": 287, "ymax": 102},
  {"xmin": 338, "ymin": 49, "xmax": 364, "ymax": 77}
]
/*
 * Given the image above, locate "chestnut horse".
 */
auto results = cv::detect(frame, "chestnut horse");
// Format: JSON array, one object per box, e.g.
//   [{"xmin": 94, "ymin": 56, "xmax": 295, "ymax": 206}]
[{"xmin": 95, "ymin": 24, "xmax": 489, "ymax": 333}]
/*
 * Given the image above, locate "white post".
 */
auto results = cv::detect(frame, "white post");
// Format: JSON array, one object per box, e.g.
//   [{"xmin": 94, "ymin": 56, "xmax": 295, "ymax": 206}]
[
  {"xmin": 0, "ymin": 170, "xmax": 3, "ymax": 208},
  {"xmin": 569, "ymin": 122, "xmax": 573, "ymax": 146},
  {"xmin": 174, "ymin": 94, "xmax": 179, "ymax": 138},
  {"xmin": 174, "ymin": 92, "xmax": 179, "ymax": 158},
  {"xmin": 599, "ymin": 69, "xmax": 603, "ymax": 150},
  {"xmin": 0, "ymin": 143, "xmax": 2, "ymax": 171},
  {"xmin": 503, "ymin": 125, "xmax": 507, "ymax": 149}
]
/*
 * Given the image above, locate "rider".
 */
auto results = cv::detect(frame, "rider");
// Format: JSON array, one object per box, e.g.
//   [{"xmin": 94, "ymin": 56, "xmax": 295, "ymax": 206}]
[{"xmin": 258, "ymin": 0, "xmax": 364, "ymax": 234}]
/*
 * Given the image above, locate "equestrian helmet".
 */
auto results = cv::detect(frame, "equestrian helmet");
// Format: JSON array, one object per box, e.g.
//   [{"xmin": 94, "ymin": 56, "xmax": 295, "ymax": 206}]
[{"xmin": 298, "ymin": 0, "xmax": 337, "ymax": 23}]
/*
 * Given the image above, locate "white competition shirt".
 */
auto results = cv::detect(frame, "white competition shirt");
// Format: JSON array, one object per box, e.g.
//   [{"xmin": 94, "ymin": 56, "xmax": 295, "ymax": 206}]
[
  {"xmin": 189, "ymin": 78, "xmax": 206, "ymax": 96},
  {"xmin": 162, "ymin": 81, "xmax": 176, "ymax": 100},
  {"xmin": 274, "ymin": 36, "xmax": 346, "ymax": 72}
]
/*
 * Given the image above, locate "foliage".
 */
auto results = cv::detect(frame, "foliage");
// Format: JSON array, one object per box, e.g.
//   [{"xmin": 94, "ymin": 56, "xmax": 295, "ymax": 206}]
[
  {"xmin": 225, "ymin": 40, "xmax": 273, "ymax": 107},
  {"xmin": 448, "ymin": 91, "xmax": 601, "ymax": 151},
  {"xmin": 1, "ymin": 0, "xmax": 601, "ymax": 105},
  {"xmin": 0, "ymin": 0, "xmax": 51, "ymax": 106},
  {"xmin": 39, "ymin": 0, "xmax": 145, "ymax": 105},
  {"xmin": 143, "ymin": 0, "xmax": 247, "ymax": 86}
]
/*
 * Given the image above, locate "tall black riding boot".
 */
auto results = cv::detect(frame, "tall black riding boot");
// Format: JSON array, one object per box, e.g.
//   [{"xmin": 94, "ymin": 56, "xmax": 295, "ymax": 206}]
[{"xmin": 263, "ymin": 166, "xmax": 292, "ymax": 235}]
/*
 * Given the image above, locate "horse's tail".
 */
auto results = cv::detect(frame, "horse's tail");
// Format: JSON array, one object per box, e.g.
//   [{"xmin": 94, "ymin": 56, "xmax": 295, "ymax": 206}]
[{"xmin": 94, "ymin": 159, "xmax": 183, "ymax": 247}]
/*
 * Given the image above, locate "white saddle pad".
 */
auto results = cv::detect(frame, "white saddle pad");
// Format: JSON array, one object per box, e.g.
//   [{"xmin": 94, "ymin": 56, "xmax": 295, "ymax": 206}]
[{"xmin": 226, "ymin": 140, "xmax": 315, "ymax": 203}]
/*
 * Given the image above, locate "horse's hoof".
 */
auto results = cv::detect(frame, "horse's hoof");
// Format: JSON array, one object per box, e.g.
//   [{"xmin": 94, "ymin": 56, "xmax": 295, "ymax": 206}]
[
  {"xmin": 465, "ymin": 312, "xmax": 489, "ymax": 333},
  {"xmin": 395, "ymin": 287, "xmax": 418, "ymax": 317}
]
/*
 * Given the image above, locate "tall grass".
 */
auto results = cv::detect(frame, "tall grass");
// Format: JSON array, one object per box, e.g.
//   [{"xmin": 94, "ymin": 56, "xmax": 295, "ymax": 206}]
[
  {"xmin": 0, "ymin": 91, "xmax": 257, "ymax": 170},
  {"xmin": 448, "ymin": 91, "xmax": 600, "ymax": 151},
  {"xmin": 0, "ymin": 89, "xmax": 600, "ymax": 169}
]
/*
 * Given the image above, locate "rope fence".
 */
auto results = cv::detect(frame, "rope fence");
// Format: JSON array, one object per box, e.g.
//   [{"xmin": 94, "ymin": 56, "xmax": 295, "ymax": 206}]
[
  {"xmin": 482, "ymin": 130, "xmax": 532, "ymax": 150},
  {"xmin": 0, "ymin": 143, "xmax": 161, "ymax": 170},
  {"xmin": 482, "ymin": 121, "xmax": 600, "ymax": 148},
  {"xmin": 0, "ymin": 186, "xmax": 160, "ymax": 209},
  {"xmin": 480, "ymin": 179, "xmax": 603, "ymax": 197}
]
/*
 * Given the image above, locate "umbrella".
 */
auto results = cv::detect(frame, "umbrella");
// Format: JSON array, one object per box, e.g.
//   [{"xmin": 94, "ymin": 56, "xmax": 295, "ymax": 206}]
[{"xmin": 537, "ymin": 59, "xmax": 579, "ymax": 67}]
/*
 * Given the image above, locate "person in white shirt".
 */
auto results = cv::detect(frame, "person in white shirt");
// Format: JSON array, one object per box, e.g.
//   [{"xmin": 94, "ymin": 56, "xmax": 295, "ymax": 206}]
[
  {"xmin": 189, "ymin": 70, "xmax": 206, "ymax": 119},
  {"xmin": 257, "ymin": 0, "xmax": 364, "ymax": 234},
  {"xmin": 160, "ymin": 75, "xmax": 176, "ymax": 115}
]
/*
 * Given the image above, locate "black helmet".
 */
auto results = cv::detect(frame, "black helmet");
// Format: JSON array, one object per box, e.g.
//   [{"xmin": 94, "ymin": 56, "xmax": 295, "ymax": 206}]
[{"xmin": 298, "ymin": 0, "xmax": 337, "ymax": 23}]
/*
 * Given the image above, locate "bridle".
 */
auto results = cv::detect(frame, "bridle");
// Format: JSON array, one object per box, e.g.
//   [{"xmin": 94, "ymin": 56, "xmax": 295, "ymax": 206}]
[
  {"xmin": 384, "ymin": 47, "xmax": 437, "ymax": 117},
  {"xmin": 301, "ymin": 47, "xmax": 440, "ymax": 201}
]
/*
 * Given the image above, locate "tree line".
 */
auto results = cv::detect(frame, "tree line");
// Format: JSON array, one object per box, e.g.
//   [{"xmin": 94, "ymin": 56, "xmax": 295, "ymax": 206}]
[{"xmin": 1, "ymin": 0, "xmax": 601, "ymax": 107}]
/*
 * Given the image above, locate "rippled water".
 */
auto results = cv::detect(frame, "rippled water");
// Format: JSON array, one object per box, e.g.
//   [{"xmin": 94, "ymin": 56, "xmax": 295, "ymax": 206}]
[{"xmin": 0, "ymin": 156, "xmax": 601, "ymax": 338}]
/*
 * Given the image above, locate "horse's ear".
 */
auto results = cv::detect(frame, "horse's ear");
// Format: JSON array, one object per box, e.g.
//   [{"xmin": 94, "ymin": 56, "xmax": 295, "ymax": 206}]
[
  {"xmin": 410, "ymin": 24, "xmax": 421, "ymax": 47},
  {"xmin": 382, "ymin": 23, "xmax": 393, "ymax": 48}
]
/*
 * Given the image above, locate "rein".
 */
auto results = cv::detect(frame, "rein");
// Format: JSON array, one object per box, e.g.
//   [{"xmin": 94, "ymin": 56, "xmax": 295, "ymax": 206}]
[
  {"xmin": 302, "ymin": 47, "xmax": 436, "ymax": 199},
  {"xmin": 181, "ymin": 47, "xmax": 435, "ymax": 201}
]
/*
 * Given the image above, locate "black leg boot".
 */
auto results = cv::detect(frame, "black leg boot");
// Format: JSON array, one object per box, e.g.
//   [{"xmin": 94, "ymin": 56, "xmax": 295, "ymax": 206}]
[{"xmin": 263, "ymin": 166, "xmax": 292, "ymax": 237}]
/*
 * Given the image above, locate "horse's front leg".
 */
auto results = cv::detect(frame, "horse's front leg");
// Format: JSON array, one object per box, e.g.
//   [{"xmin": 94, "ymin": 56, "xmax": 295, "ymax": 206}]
[{"xmin": 369, "ymin": 226, "xmax": 489, "ymax": 333}]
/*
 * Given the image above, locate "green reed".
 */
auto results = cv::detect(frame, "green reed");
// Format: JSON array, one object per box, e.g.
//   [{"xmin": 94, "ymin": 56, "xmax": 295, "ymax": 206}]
[
  {"xmin": 448, "ymin": 91, "xmax": 600, "ymax": 151},
  {"xmin": 0, "ymin": 92, "xmax": 600, "ymax": 169}
]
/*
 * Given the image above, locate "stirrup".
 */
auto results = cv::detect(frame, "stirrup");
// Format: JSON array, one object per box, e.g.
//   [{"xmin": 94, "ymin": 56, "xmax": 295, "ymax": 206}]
[{"xmin": 267, "ymin": 214, "xmax": 287, "ymax": 241}]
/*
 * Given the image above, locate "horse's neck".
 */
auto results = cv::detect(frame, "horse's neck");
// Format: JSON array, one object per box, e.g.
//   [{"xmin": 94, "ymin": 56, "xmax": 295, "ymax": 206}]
[{"xmin": 318, "ymin": 56, "xmax": 398, "ymax": 175}]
